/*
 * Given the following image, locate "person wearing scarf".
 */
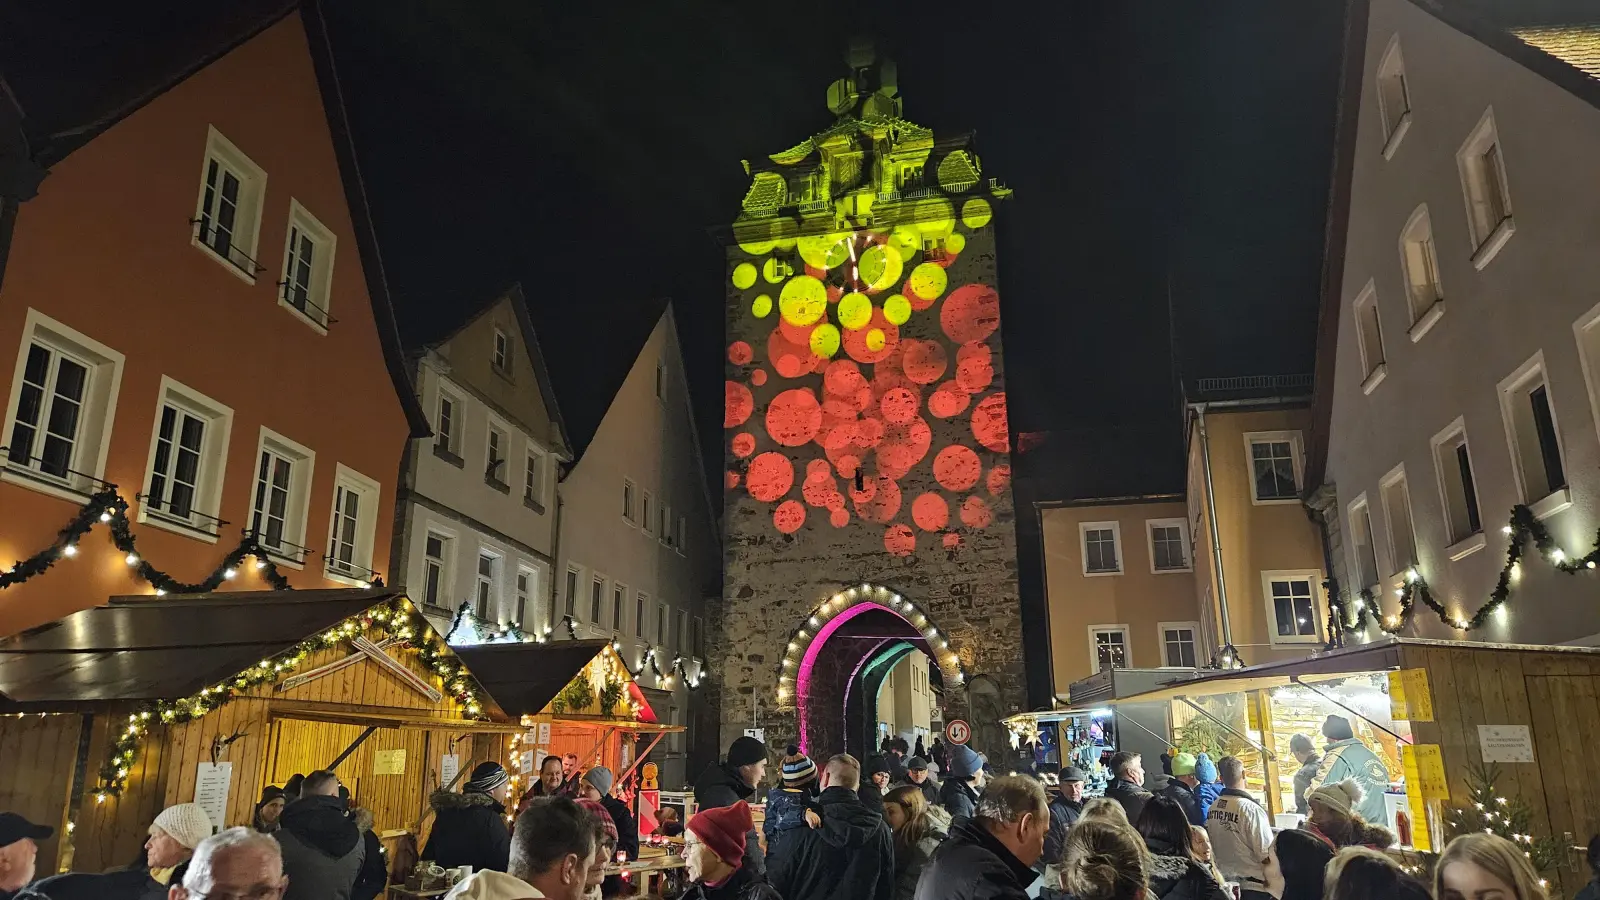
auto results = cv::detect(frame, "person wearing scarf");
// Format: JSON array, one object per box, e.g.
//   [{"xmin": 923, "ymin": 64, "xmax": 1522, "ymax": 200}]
[{"xmin": 422, "ymin": 762, "xmax": 512, "ymax": 874}]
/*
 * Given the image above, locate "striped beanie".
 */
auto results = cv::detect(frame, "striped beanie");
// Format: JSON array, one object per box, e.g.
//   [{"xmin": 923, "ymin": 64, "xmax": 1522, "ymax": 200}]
[
  {"xmin": 781, "ymin": 745, "xmax": 818, "ymax": 787},
  {"xmin": 465, "ymin": 761, "xmax": 509, "ymax": 795}
]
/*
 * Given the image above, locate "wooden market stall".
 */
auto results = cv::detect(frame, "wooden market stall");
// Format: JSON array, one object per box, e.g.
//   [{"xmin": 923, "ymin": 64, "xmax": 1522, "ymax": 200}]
[
  {"xmin": 1108, "ymin": 637, "xmax": 1600, "ymax": 896},
  {"xmin": 0, "ymin": 589, "xmax": 516, "ymax": 877}
]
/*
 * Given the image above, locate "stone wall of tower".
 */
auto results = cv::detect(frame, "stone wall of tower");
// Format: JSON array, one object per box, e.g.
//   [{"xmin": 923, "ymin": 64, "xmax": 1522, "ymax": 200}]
[{"xmin": 713, "ymin": 198, "xmax": 1026, "ymax": 762}]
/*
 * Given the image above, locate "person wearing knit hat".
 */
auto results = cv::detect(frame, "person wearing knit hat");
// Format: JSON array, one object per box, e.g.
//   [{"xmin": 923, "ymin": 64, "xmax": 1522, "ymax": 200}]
[
  {"xmin": 575, "ymin": 798, "xmax": 618, "ymax": 900},
  {"xmin": 144, "ymin": 802, "xmax": 213, "ymax": 896},
  {"xmin": 693, "ymin": 736, "xmax": 770, "ymax": 876},
  {"xmin": 938, "ymin": 743, "xmax": 986, "ymax": 822},
  {"xmin": 858, "ymin": 755, "xmax": 892, "ymax": 808},
  {"xmin": 764, "ymin": 746, "xmax": 820, "ymax": 859},
  {"xmin": 253, "ymin": 786, "xmax": 286, "ymax": 834},
  {"xmin": 1193, "ymin": 753, "xmax": 1223, "ymax": 822},
  {"xmin": 684, "ymin": 801, "xmax": 780, "ymax": 900},
  {"xmin": 1161, "ymin": 751, "xmax": 1205, "ymax": 826},
  {"xmin": 1303, "ymin": 778, "xmax": 1396, "ymax": 850},
  {"xmin": 1311, "ymin": 715, "xmax": 1392, "ymax": 826},
  {"xmin": 423, "ymin": 761, "xmax": 512, "ymax": 876},
  {"xmin": 577, "ymin": 766, "xmax": 639, "ymax": 871}
]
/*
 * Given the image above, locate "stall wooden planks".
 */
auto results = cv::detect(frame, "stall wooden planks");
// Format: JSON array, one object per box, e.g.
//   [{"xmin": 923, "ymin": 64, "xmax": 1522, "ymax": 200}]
[{"xmin": 0, "ymin": 713, "xmax": 82, "ymax": 872}]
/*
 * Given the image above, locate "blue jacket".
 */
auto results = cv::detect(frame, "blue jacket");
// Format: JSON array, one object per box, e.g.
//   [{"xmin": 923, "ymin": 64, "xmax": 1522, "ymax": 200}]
[
  {"xmin": 764, "ymin": 786, "xmax": 817, "ymax": 857},
  {"xmin": 1196, "ymin": 782, "xmax": 1224, "ymax": 822},
  {"xmin": 1311, "ymin": 738, "xmax": 1391, "ymax": 824}
]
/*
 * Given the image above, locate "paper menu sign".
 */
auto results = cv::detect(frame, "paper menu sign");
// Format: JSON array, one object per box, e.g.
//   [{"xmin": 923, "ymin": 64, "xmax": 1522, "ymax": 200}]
[
  {"xmin": 1403, "ymin": 743, "xmax": 1449, "ymax": 800},
  {"xmin": 441, "ymin": 753, "xmax": 460, "ymax": 788},
  {"xmin": 194, "ymin": 762, "xmax": 231, "ymax": 834},
  {"xmin": 374, "ymin": 748, "xmax": 407, "ymax": 775},
  {"xmin": 1388, "ymin": 669, "xmax": 1434, "ymax": 722},
  {"xmin": 1478, "ymin": 725, "xmax": 1534, "ymax": 763}
]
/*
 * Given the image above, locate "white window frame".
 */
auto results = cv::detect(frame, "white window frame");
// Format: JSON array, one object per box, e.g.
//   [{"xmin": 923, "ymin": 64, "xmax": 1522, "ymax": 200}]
[
  {"xmin": 1430, "ymin": 416, "xmax": 1486, "ymax": 560},
  {"xmin": 1146, "ymin": 517, "xmax": 1192, "ymax": 574},
  {"xmin": 1, "ymin": 309, "xmax": 126, "ymax": 502},
  {"xmin": 1375, "ymin": 35, "xmax": 1413, "ymax": 159},
  {"xmin": 523, "ymin": 446, "xmax": 546, "ymax": 508},
  {"xmin": 677, "ymin": 514, "xmax": 688, "ymax": 556},
  {"xmin": 636, "ymin": 591, "xmax": 649, "ymax": 638},
  {"xmin": 474, "ymin": 548, "xmax": 502, "ymax": 620},
  {"xmin": 433, "ymin": 380, "xmax": 464, "ymax": 459},
  {"xmin": 1496, "ymin": 351, "xmax": 1572, "ymax": 519},
  {"xmin": 245, "ymin": 426, "xmax": 315, "ymax": 565},
  {"xmin": 278, "ymin": 198, "xmax": 337, "ymax": 333},
  {"xmin": 660, "ymin": 502, "xmax": 674, "ymax": 548},
  {"xmin": 323, "ymin": 463, "xmax": 381, "ymax": 586},
  {"xmin": 1244, "ymin": 430, "xmax": 1305, "ymax": 505},
  {"xmin": 137, "ymin": 376, "xmax": 234, "ymax": 542},
  {"xmin": 1157, "ymin": 621, "xmax": 1202, "ymax": 669},
  {"xmin": 492, "ymin": 326, "xmax": 512, "ymax": 375},
  {"xmin": 422, "ymin": 529, "xmax": 456, "ymax": 611},
  {"xmin": 1088, "ymin": 624, "xmax": 1131, "ymax": 672},
  {"xmin": 1261, "ymin": 570, "xmax": 1324, "ymax": 646},
  {"xmin": 655, "ymin": 361, "xmax": 667, "ymax": 401},
  {"xmin": 693, "ymin": 614, "xmax": 705, "ymax": 657},
  {"xmin": 622, "ymin": 477, "xmax": 638, "ymax": 525},
  {"xmin": 485, "ymin": 417, "xmax": 510, "ymax": 487},
  {"xmin": 1347, "ymin": 492, "xmax": 1382, "ymax": 593},
  {"xmin": 658, "ymin": 601, "xmax": 670, "ymax": 645},
  {"xmin": 514, "ymin": 565, "xmax": 541, "ymax": 630},
  {"xmin": 191, "ymin": 126, "xmax": 268, "ymax": 284},
  {"xmin": 611, "ymin": 581, "xmax": 627, "ymax": 632},
  {"xmin": 1456, "ymin": 107, "xmax": 1515, "ymax": 269},
  {"xmin": 642, "ymin": 490, "xmax": 656, "ymax": 537},
  {"xmin": 1379, "ymin": 464, "xmax": 1418, "ymax": 577},
  {"xmin": 590, "ymin": 572, "xmax": 608, "ymax": 624},
  {"xmin": 678, "ymin": 609, "xmax": 690, "ymax": 651},
  {"xmin": 1079, "ymin": 520, "xmax": 1123, "ymax": 576},
  {"xmin": 564, "ymin": 565, "xmax": 582, "ymax": 619},
  {"xmin": 1398, "ymin": 205, "xmax": 1445, "ymax": 341},
  {"xmin": 1571, "ymin": 301, "xmax": 1600, "ymax": 450},
  {"xmin": 1352, "ymin": 280, "xmax": 1387, "ymax": 395}
]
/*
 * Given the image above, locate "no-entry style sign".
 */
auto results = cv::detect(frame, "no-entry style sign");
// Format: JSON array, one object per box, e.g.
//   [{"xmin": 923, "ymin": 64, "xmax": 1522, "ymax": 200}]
[{"xmin": 945, "ymin": 719, "xmax": 971, "ymax": 745}]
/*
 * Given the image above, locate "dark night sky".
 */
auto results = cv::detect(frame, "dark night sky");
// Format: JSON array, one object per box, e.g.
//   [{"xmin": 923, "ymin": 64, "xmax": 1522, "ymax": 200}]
[{"xmin": 318, "ymin": 0, "xmax": 1347, "ymax": 497}]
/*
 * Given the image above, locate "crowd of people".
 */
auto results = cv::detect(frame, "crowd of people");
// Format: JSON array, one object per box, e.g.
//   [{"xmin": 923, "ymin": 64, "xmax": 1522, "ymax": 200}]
[{"xmin": 1, "ymin": 723, "xmax": 1597, "ymax": 900}]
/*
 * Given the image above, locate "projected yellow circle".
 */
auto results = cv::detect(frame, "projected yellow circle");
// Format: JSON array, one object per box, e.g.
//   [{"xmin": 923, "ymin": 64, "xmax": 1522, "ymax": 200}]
[
  {"xmin": 889, "ymin": 228, "xmax": 920, "ymax": 262},
  {"xmin": 945, "ymin": 231, "xmax": 966, "ymax": 255},
  {"xmin": 798, "ymin": 232, "xmax": 852, "ymax": 270},
  {"xmin": 779, "ymin": 276, "xmax": 828, "ymax": 326},
  {"xmin": 866, "ymin": 329, "xmax": 887, "ymax": 352},
  {"xmin": 735, "ymin": 214, "xmax": 777, "ymax": 256},
  {"xmin": 962, "ymin": 198, "xmax": 993, "ymax": 229},
  {"xmin": 859, "ymin": 245, "xmax": 903, "ymax": 292},
  {"xmin": 838, "ymin": 293, "xmax": 872, "ymax": 330},
  {"xmin": 763, "ymin": 257, "xmax": 788, "ymax": 284},
  {"xmin": 732, "ymin": 263, "xmax": 757, "ymax": 290},
  {"xmin": 915, "ymin": 197, "xmax": 955, "ymax": 239},
  {"xmin": 908, "ymin": 263, "xmax": 948, "ymax": 301},
  {"xmin": 810, "ymin": 323, "xmax": 841, "ymax": 358},
  {"xmin": 752, "ymin": 294, "xmax": 773, "ymax": 318},
  {"xmin": 883, "ymin": 294, "xmax": 911, "ymax": 325}
]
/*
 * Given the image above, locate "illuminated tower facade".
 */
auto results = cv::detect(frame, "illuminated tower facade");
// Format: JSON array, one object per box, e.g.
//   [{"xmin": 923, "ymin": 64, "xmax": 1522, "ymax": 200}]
[{"xmin": 715, "ymin": 43, "xmax": 1023, "ymax": 760}]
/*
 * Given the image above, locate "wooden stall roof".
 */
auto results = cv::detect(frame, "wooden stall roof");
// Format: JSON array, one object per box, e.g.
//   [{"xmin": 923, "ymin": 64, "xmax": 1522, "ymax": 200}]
[
  {"xmin": 0, "ymin": 588, "xmax": 398, "ymax": 708},
  {"xmin": 452, "ymin": 640, "xmax": 653, "ymax": 721},
  {"xmin": 1109, "ymin": 636, "xmax": 1600, "ymax": 706}
]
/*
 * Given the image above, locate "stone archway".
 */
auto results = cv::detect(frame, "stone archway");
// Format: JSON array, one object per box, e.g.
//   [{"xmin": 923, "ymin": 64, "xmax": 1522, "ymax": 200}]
[{"xmin": 773, "ymin": 583, "xmax": 966, "ymax": 756}]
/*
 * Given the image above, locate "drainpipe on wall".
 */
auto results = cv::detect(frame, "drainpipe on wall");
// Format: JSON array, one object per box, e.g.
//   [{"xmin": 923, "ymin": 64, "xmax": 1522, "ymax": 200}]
[
  {"xmin": 551, "ymin": 485, "xmax": 565, "ymax": 638},
  {"xmin": 1195, "ymin": 404, "xmax": 1238, "ymax": 666}
]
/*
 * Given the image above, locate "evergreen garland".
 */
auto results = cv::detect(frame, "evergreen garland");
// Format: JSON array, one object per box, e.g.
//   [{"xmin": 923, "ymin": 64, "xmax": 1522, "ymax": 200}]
[{"xmin": 1324, "ymin": 504, "xmax": 1596, "ymax": 643}]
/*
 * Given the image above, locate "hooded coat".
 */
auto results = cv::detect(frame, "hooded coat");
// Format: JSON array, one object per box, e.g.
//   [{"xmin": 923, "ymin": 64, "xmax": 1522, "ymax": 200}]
[
  {"xmin": 770, "ymin": 785, "xmax": 894, "ymax": 900},
  {"xmin": 913, "ymin": 816, "xmax": 1038, "ymax": 900},
  {"xmin": 1162, "ymin": 779, "xmax": 1205, "ymax": 826},
  {"xmin": 275, "ymin": 795, "xmax": 366, "ymax": 900},
  {"xmin": 421, "ymin": 789, "xmax": 512, "ymax": 875},
  {"xmin": 1143, "ymin": 837, "xmax": 1229, "ymax": 900},
  {"xmin": 1309, "ymin": 738, "xmax": 1391, "ymax": 825},
  {"xmin": 693, "ymin": 762, "xmax": 765, "ymax": 875}
]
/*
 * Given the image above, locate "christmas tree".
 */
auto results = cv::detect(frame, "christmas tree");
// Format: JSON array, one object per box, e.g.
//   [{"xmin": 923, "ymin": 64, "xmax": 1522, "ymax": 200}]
[{"xmin": 1446, "ymin": 761, "xmax": 1561, "ymax": 873}]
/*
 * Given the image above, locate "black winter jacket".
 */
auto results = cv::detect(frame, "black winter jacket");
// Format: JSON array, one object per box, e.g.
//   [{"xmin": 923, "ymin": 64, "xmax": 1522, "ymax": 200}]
[
  {"xmin": 693, "ymin": 763, "xmax": 765, "ymax": 875},
  {"xmin": 686, "ymin": 865, "xmax": 782, "ymax": 900},
  {"xmin": 23, "ymin": 864, "xmax": 180, "ymax": 900},
  {"xmin": 913, "ymin": 817, "xmax": 1038, "ymax": 900},
  {"xmin": 352, "ymin": 828, "xmax": 387, "ymax": 900},
  {"xmin": 1145, "ymin": 838, "xmax": 1229, "ymax": 900},
  {"xmin": 1042, "ymin": 795, "xmax": 1083, "ymax": 866},
  {"xmin": 277, "ymin": 795, "xmax": 365, "ymax": 900},
  {"xmin": 770, "ymin": 786, "xmax": 894, "ymax": 900},
  {"xmin": 939, "ymin": 777, "xmax": 979, "ymax": 823},
  {"xmin": 1162, "ymin": 780, "xmax": 1205, "ymax": 827},
  {"xmin": 1104, "ymin": 778, "xmax": 1153, "ymax": 825},
  {"xmin": 421, "ymin": 789, "xmax": 511, "ymax": 874},
  {"xmin": 600, "ymin": 794, "xmax": 639, "ymax": 860}
]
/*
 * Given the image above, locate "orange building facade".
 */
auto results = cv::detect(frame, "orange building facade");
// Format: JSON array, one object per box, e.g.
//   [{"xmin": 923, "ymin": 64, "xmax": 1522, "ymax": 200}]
[{"xmin": 0, "ymin": 10, "xmax": 426, "ymax": 637}]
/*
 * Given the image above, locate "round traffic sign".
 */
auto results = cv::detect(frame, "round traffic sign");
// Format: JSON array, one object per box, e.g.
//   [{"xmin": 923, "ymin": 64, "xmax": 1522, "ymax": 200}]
[{"xmin": 946, "ymin": 719, "xmax": 971, "ymax": 745}]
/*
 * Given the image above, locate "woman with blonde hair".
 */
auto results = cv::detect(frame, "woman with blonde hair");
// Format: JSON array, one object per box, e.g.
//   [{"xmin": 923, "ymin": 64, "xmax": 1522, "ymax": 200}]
[
  {"xmin": 1079, "ymin": 797, "xmax": 1134, "ymax": 830},
  {"xmin": 1058, "ymin": 819, "xmax": 1149, "ymax": 900},
  {"xmin": 1435, "ymin": 833, "xmax": 1550, "ymax": 900},
  {"xmin": 883, "ymin": 784, "xmax": 948, "ymax": 900}
]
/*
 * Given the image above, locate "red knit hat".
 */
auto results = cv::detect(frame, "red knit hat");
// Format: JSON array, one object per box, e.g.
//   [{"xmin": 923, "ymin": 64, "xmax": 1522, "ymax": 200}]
[{"xmin": 688, "ymin": 800, "xmax": 752, "ymax": 868}]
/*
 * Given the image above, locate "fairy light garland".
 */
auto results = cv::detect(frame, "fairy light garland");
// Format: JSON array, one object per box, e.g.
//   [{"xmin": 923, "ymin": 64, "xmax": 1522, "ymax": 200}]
[
  {"xmin": 441, "ymin": 607, "xmax": 707, "ymax": 692},
  {"xmin": 94, "ymin": 598, "xmax": 485, "ymax": 798},
  {"xmin": 1324, "ymin": 503, "xmax": 1600, "ymax": 644},
  {"xmin": 0, "ymin": 487, "xmax": 377, "ymax": 595}
]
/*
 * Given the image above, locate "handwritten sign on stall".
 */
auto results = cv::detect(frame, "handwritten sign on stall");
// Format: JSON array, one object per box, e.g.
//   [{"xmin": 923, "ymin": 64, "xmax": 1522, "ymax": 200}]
[
  {"xmin": 1388, "ymin": 669, "xmax": 1434, "ymax": 721},
  {"xmin": 1404, "ymin": 743, "xmax": 1449, "ymax": 800},
  {"xmin": 374, "ymin": 749, "xmax": 407, "ymax": 775}
]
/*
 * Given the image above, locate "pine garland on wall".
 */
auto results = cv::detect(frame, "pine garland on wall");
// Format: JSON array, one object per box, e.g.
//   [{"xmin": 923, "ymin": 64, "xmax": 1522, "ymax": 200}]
[{"xmin": 1324, "ymin": 503, "xmax": 1598, "ymax": 644}]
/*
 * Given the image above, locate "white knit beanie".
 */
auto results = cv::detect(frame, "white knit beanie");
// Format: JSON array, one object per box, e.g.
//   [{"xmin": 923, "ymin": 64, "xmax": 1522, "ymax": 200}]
[
  {"xmin": 151, "ymin": 803, "xmax": 214, "ymax": 850},
  {"xmin": 1306, "ymin": 778, "xmax": 1364, "ymax": 818}
]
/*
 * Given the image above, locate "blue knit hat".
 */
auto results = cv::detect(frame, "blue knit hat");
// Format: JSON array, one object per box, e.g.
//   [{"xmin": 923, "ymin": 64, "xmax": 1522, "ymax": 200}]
[
  {"xmin": 781, "ymin": 745, "xmax": 817, "ymax": 787},
  {"xmin": 946, "ymin": 743, "xmax": 983, "ymax": 779},
  {"xmin": 1195, "ymin": 753, "xmax": 1218, "ymax": 784}
]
